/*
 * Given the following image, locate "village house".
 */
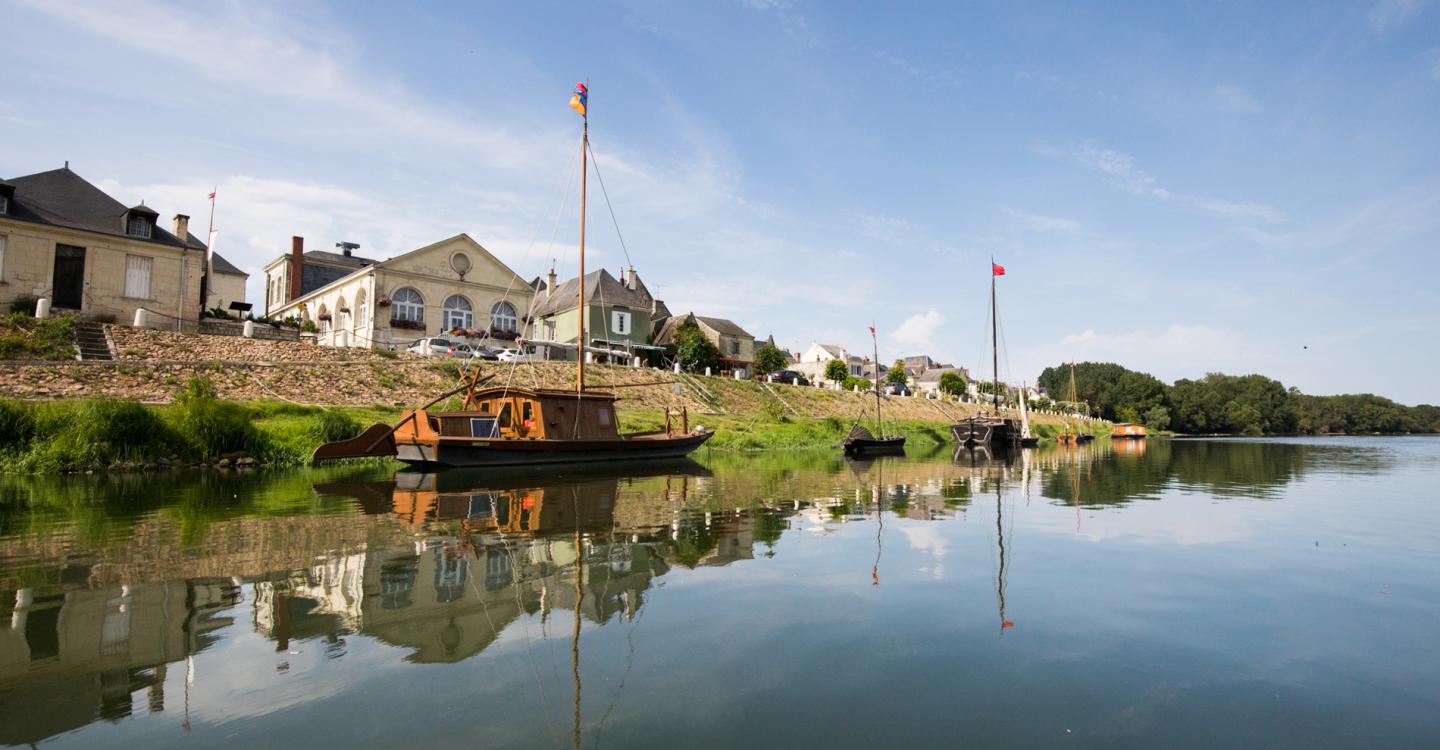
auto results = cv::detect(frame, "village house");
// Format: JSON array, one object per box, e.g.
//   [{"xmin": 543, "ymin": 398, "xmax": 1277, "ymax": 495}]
[
  {"xmin": 262, "ymin": 233, "xmax": 533, "ymax": 350},
  {"xmin": 653, "ymin": 312, "xmax": 757, "ymax": 377},
  {"xmin": 793, "ymin": 342, "xmax": 873, "ymax": 382},
  {"xmin": 0, "ymin": 165, "xmax": 241, "ymax": 329},
  {"xmin": 914, "ymin": 366, "xmax": 970, "ymax": 397},
  {"xmin": 205, "ymin": 252, "xmax": 250, "ymax": 314},
  {"xmin": 753, "ymin": 334, "xmax": 794, "ymax": 365},
  {"xmin": 529, "ymin": 266, "xmax": 665, "ymax": 363}
]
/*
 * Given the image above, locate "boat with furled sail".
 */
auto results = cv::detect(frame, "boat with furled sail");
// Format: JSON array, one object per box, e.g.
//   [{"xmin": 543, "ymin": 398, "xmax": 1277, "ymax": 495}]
[
  {"xmin": 842, "ymin": 324, "xmax": 907, "ymax": 456},
  {"xmin": 952, "ymin": 260, "xmax": 1023, "ymax": 449},
  {"xmin": 314, "ymin": 82, "xmax": 714, "ymax": 469}
]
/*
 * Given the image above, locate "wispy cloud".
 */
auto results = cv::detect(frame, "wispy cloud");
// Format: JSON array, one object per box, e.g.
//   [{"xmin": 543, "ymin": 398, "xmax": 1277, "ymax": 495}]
[
  {"xmin": 1006, "ymin": 208, "xmax": 1083, "ymax": 234},
  {"xmin": 858, "ymin": 213, "xmax": 920, "ymax": 244},
  {"xmin": 1212, "ymin": 84, "xmax": 1261, "ymax": 114},
  {"xmin": 1368, "ymin": 0, "xmax": 1426, "ymax": 31},
  {"xmin": 1065, "ymin": 142, "xmax": 1285, "ymax": 223}
]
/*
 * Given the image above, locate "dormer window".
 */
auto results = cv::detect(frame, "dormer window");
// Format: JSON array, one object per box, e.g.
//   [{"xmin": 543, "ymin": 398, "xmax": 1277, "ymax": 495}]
[{"xmin": 127, "ymin": 215, "xmax": 152, "ymax": 238}]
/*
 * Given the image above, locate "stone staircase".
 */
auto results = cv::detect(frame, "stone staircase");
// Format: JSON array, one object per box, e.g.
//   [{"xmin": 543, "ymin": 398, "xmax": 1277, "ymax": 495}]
[{"xmin": 74, "ymin": 321, "xmax": 114, "ymax": 361}]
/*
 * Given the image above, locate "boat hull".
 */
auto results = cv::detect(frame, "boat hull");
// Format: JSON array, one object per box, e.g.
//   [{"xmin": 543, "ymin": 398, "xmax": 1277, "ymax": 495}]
[
  {"xmin": 395, "ymin": 430, "xmax": 715, "ymax": 469},
  {"xmin": 951, "ymin": 417, "xmax": 1021, "ymax": 448},
  {"xmin": 842, "ymin": 436, "xmax": 907, "ymax": 456}
]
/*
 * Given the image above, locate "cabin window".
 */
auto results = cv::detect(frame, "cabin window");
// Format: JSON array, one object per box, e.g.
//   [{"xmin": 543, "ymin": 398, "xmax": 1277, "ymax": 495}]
[
  {"xmin": 124, "ymin": 255, "xmax": 152, "ymax": 298},
  {"xmin": 479, "ymin": 403, "xmax": 490, "ymax": 413},
  {"xmin": 598, "ymin": 407, "xmax": 611, "ymax": 426},
  {"xmin": 497, "ymin": 402, "xmax": 512, "ymax": 428},
  {"xmin": 469, "ymin": 417, "xmax": 499, "ymax": 437},
  {"xmin": 522, "ymin": 402, "xmax": 533, "ymax": 425}
]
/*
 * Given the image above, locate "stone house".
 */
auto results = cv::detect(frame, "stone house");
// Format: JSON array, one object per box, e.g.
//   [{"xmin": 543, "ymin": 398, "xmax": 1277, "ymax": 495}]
[
  {"xmin": 262, "ymin": 233, "xmax": 533, "ymax": 350},
  {"xmin": 0, "ymin": 166, "xmax": 239, "ymax": 329},
  {"xmin": 653, "ymin": 312, "xmax": 757, "ymax": 376},
  {"xmin": 914, "ymin": 366, "xmax": 970, "ymax": 397},
  {"xmin": 205, "ymin": 252, "xmax": 249, "ymax": 313},
  {"xmin": 793, "ymin": 341, "xmax": 870, "ymax": 381},
  {"xmin": 530, "ymin": 266, "xmax": 666, "ymax": 362}
]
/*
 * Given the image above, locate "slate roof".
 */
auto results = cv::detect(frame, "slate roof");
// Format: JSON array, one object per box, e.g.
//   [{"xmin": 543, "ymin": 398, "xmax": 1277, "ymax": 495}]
[
  {"xmin": 653, "ymin": 312, "xmax": 755, "ymax": 346},
  {"xmin": 2, "ymin": 167, "xmax": 205, "ymax": 251},
  {"xmin": 210, "ymin": 252, "xmax": 247, "ymax": 277},
  {"xmin": 532, "ymin": 269, "xmax": 654, "ymax": 318},
  {"xmin": 916, "ymin": 366, "xmax": 967, "ymax": 383}
]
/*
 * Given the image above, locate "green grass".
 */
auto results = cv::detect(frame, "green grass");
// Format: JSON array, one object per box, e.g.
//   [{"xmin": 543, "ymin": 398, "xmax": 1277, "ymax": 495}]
[
  {"xmin": 0, "ymin": 313, "xmax": 76, "ymax": 360},
  {"xmin": 0, "ymin": 380, "xmax": 404, "ymax": 473},
  {"xmin": 619, "ymin": 410, "xmax": 954, "ymax": 451}
]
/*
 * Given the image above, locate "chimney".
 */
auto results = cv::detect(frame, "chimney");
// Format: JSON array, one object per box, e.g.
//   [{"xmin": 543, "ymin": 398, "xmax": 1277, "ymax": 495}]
[
  {"xmin": 625, "ymin": 265, "xmax": 638, "ymax": 290},
  {"xmin": 546, "ymin": 267, "xmax": 557, "ymax": 298},
  {"xmin": 173, "ymin": 214, "xmax": 190, "ymax": 242},
  {"xmin": 652, "ymin": 298, "xmax": 663, "ymax": 314},
  {"xmin": 289, "ymin": 236, "xmax": 304, "ymax": 302}
]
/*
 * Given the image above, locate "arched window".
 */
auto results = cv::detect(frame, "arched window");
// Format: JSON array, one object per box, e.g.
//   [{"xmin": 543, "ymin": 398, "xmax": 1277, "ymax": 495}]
[
  {"xmin": 490, "ymin": 301, "xmax": 518, "ymax": 333},
  {"xmin": 391, "ymin": 287, "xmax": 424, "ymax": 323},
  {"xmin": 336, "ymin": 295, "xmax": 349, "ymax": 332},
  {"xmin": 443, "ymin": 295, "xmax": 473, "ymax": 329}
]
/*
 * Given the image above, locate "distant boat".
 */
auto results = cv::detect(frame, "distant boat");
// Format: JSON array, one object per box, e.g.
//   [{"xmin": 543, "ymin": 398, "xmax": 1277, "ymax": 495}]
[
  {"xmin": 843, "ymin": 324, "xmax": 906, "ymax": 456},
  {"xmin": 314, "ymin": 83, "xmax": 714, "ymax": 468},
  {"xmin": 1056, "ymin": 362, "xmax": 1093, "ymax": 444},
  {"xmin": 1112, "ymin": 422, "xmax": 1147, "ymax": 440},
  {"xmin": 1017, "ymin": 383, "xmax": 1040, "ymax": 447},
  {"xmin": 952, "ymin": 260, "xmax": 1022, "ymax": 450}
]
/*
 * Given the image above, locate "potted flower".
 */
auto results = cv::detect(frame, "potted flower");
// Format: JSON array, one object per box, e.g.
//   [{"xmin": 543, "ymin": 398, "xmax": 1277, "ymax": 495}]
[
  {"xmin": 375, "ymin": 295, "xmax": 392, "ymax": 307},
  {"xmin": 390, "ymin": 318, "xmax": 424, "ymax": 331}
]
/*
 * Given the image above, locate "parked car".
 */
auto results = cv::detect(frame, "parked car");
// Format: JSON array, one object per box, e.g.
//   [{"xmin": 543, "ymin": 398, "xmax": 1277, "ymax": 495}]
[
  {"xmin": 494, "ymin": 348, "xmax": 531, "ymax": 362},
  {"xmin": 407, "ymin": 337, "xmax": 457, "ymax": 357},
  {"xmin": 883, "ymin": 382, "xmax": 912, "ymax": 397},
  {"xmin": 768, "ymin": 370, "xmax": 810, "ymax": 386}
]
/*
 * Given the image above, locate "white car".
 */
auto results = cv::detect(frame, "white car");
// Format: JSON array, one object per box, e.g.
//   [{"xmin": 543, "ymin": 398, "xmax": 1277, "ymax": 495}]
[{"xmin": 406, "ymin": 337, "xmax": 457, "ymax": 357}]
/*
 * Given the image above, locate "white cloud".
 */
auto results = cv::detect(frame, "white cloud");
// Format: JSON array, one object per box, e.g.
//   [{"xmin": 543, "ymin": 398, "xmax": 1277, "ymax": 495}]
[
  {"xmin": 1368, "ymin": 0, "xmax": 1426, "ymax": 31},
  {"xmin": 890, "ymin": 309, "xmax": 945, "ymax": 355},
  {"xmin": 1069, "ymin": 142, "xmax": 1285, "ymax": 223},
  {"xmin": 1212, "ymin": 84, "xmax": 1261, "ymax": 114}
]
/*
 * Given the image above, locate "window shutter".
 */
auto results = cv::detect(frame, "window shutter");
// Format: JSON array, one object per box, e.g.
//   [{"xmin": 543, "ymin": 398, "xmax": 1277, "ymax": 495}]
[
  {"xmin": 125, "ymin": 255, "xmax": 152, "ymax": 298},
  {"xmin": 0, "ymin": 235, "xmax": 6, "ymax": 280}
]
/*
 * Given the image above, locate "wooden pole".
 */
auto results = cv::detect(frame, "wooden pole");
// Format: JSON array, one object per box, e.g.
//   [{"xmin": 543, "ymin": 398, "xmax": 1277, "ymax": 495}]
[
  {"xmin": 991, "ymin": 263, "xmax": 999, "ymax": 416},
  {"xmin": 872, "ymin": 325, "xmax": 882, "ymax": 436},
  {"xmin": 577, "ymin": 116, "xmax": 588, "ymax": 393}
]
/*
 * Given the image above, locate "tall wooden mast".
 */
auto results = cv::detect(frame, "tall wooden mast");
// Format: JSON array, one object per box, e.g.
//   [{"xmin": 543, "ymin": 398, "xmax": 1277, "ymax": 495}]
[
  {"xmin": 871, "ymin": 325, "xmax": 883, "ymax": 435},
  {"xmin": 991, "ymin": 260, "xmax": 1000, "ymax": 416},
  {"xmin": 576, "ymin": 112, "xmax": 588, "ymax": 392}
]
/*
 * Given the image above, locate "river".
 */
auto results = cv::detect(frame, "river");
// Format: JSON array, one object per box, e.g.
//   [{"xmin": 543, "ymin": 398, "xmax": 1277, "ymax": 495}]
[{"xmin": 2, "ymin": 437, "xmax": 1438, "ymax": 748}]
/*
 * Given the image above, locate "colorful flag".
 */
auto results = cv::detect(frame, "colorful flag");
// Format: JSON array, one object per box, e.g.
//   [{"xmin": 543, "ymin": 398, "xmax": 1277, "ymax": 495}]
[
  {"xmin": 868, "ymin": 324, "xmax": 876, "ymax": 336},
  {"xmin": 992, "ymin": 262, "xmax": 1006, "ymax": 277},
  {"xmin": 208, "ymin": 190, "xmax": 216, "ymax": 201},
  {"xmin": 568, "ymin": 82, "xmax": 588, "ymax": 117}
]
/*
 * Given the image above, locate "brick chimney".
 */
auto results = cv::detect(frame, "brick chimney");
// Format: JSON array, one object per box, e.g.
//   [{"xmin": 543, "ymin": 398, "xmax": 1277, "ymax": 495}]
[
  {"xmin": 289, "ymin": 236, "xmax": 304, "ymax": 302},
  {"xmin": 173, "ymin": 214, "xmax": 190, "ymax": 242}
]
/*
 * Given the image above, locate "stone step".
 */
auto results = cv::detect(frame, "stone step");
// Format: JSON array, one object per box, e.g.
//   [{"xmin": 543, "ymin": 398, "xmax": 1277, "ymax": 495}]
[{"xmin": 73, "ymin": 321, "xmax": 113, "ymax": 361}]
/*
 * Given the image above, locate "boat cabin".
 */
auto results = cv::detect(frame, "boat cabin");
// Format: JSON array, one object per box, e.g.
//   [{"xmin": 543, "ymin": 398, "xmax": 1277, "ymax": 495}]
[
  {"xmin": 1112, "ymin": 423, "xmax": 1147, "ymax": 439},
  {"xmin": 397, "ymin": 386, "xmax": 622, "ymax": 443}
]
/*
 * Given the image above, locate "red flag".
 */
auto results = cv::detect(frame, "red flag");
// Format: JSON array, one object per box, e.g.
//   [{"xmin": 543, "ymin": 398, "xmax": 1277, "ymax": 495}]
[
  {"xmin": 992, "ymin": 262, "xmax": 1006, "ymax": 277},
  {"xmin": 208, "ymin": 190, "xmax": 216, "ymax": 201},
  {"xmin": 868, "ymin": 324, "xmax": 876, "ymax": 336}
]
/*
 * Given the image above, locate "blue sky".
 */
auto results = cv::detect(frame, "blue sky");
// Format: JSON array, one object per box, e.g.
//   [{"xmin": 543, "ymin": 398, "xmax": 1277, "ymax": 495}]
[{"xmin": 4, "ymin": 0, "xmax": 1437, "ymax": 403}]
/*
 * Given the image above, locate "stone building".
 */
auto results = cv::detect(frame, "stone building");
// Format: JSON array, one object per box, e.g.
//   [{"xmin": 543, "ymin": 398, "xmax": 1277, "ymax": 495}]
[
  {"xmin": 261, "ymin": 233, "xmax": 533, "ymax": 350},
  {"xmin": 0, "ymin": 166, "xmax": 239, "ymax": 329},
  {"xmin": 530, "ymin": 266, "xmax": 666, "ymax": 362},
  {"xmin": 653, "ymin": 312, "xmax": 757, "ymax": 377}
]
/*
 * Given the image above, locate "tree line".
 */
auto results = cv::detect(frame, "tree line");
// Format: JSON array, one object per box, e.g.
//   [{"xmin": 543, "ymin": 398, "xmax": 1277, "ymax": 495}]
[{"xmin": 1036, "ymin": 362, "xmax": 1439, "ymax": 435}]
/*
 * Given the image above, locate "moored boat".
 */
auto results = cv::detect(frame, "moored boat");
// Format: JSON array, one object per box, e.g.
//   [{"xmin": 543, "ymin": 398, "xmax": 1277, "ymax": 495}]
[
  {"xmin": 952, "ymin": 260, "xmax": 1021, "ymax": 450},
  {"xmin": 1111, "ymin": 422, "xmax": 1147, "ymax": 439},
  {"xmin": 843, "ymin": 324, "xmax": 907, "ymax": 457}
]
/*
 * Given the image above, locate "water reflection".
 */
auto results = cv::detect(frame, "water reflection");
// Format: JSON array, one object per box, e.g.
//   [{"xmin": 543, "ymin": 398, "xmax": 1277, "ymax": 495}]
[{"xmin": 0, "ymin": 438, "xmax": 1435, "ymax": 748}]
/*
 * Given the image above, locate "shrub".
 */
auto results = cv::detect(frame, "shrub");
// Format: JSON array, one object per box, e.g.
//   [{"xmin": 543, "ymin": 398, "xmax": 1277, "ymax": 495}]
[
  {"xmin": 823, "ymin": 359, "xmax": 849, "ymax": 383},
  {"xmin": 938, "ymin": 371, "xmax": 966, "ymax": 397},
  {"xmin": 762, "ymin": 398, "xmax": 790, "ymax": 423},
  {"xmin": 8, "ymin": 296, "xmax": 38, "ymax": 316},
  {"xmin": 169, "ymin": 376, "xmax": 257, "ymax": 457},
  {"xmin": 842, "ymin": 375, "xmax": 872, "ymax": 392},
  {"xmin": 24, "ymin": 399, "xmax": 173, "ymax": 471},
  {"xmin": 373, "ymin": 347, "xmax": 398, "ymax": 359},
  {"xmin": 754, "ymin": 344, "xmax": 787, "ymax": 374},
  {"xmin": 310, "ymin": 409, "xmax": 362, "ymax": 443},
  {"xmin": 0, "ymin": 399, "xmax": 35, "ymax": 447}
]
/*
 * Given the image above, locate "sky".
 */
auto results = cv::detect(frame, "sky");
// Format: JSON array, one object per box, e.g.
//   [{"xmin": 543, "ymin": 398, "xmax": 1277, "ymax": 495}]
[{"xmin": 3, "ymin": 0, "xmax": 1438, "ymax": 403}]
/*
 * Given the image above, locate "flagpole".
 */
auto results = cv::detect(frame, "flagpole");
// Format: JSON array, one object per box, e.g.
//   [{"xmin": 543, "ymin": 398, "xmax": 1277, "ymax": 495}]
[
  {"xmin": 871, "ymin": 324, "xmax": 882, "ymax": 435},
  {"xmin": 204, "ymin": 187, "xmax": 216, "ymax": 311}
]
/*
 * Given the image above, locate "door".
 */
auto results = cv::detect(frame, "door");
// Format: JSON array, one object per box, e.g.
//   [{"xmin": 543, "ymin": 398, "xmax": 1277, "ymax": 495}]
[{"xmin": 52, "ymin": 244, "xmax": 86, "ymax": 309}]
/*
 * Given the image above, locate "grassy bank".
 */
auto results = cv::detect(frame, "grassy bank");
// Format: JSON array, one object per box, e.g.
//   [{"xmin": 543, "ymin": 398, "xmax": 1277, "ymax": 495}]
[
  {"xmin": 0, "ymin": 377, "xmax": 400, "ymax": 473},
  {"xmin": 0, "ymin": 313, "xmax": 75, "ymax": 361},
  {"xmin": 620, "ymin": 410, "xmax": 956, "ymax": 451}
]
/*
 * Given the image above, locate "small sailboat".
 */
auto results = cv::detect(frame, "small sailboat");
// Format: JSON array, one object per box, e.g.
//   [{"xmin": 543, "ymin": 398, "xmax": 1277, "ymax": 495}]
[
  {"xmin": 314, "ymin": 82, "xmax": 714, "ymax": 468},
  {"xmin": 953, "ymin": 260, "xmax": 1022, "ymax": 449},
  {"xmin": 842, "ymin": 324, "xmax": 906, "ymax": 456},
  {"xmin": 1017, "ymin": 382, "xmax": 1039, "ymax": 447},
  {"xmin": 1056, "ymin": 362, "xmax": 1093, "ymax": 444}
]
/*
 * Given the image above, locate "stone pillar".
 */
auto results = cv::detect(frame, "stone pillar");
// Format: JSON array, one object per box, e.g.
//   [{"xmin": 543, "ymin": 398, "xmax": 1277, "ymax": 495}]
[
  {"xmin": 704, "ymin": 367, "xmax": 712, "ymax": 377},
  {"xmin": 243, "ymin": 320, "xmax": 256, "ymax": 338},
  {"xmin": 36, "ymin": 298, "xmax": 51, "ymax": 318},
  {"xmin": 632, "ymin": 356, "xmax": 641, "ymax": 368},
  {"xmin": 673, "ymin": 362, "xmax": 680, "ymax": 374},
  {"xmin": 133, "ymin": 308, "xmax": 147, "ymax": 328}
]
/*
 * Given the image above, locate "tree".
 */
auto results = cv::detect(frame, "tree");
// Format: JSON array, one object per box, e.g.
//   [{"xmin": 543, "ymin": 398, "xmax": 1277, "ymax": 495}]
[
  {"xmin": 885, "ymin": 360, "xmax": 909, "ymax": 387},
  {"xmin": 1143, "ymin": 406, "xmax": 1170, "ymax": 431},
  {"xmin": 672, "ymin": 319, "xmax": 720, "ymax": 373},
  {"xmin": 754, "ymin": 344, "xmax": 787, "ymax": 375},
  {"xmin": 938, "ymin": 371, "xmax": 966, "ymax": 397},
  {"xmin": 824, "ymin": 358, "xmax": 849, "ymax": 383}
]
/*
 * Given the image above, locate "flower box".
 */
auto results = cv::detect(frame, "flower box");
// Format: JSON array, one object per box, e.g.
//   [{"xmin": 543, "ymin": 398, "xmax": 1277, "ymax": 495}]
[{"xmin": 390, "ymin": 318, "xmax": 425, "ymax": 331}]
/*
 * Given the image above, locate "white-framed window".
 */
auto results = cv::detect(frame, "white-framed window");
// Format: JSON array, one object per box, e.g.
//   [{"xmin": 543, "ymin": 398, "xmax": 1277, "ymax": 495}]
[
  {"xmin": 443, "ymin": 294, "xmax": 473, "ymax": 329},
  {"xmin": 611, "ymin": 310, "xmax": 631, "ymax": 336},
  {"xmin": 127, "ymin": 216, "xmax": 152, "ymax": 239},
  {"xmin": 124, "ymin": 254, "xmax": 152, "ymax": 298},
  {"xmin": 391, "ymin": 287, "xmax": 424, "ymax": 323},
  {"xmin": 490, "ymin": 301, "xmax": 518, "ymax": 333}
]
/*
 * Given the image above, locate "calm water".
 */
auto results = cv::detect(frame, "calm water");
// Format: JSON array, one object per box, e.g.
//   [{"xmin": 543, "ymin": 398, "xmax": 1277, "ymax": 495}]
[{"xmin": 2, "ymin": 437, "xmax": 1439, "ymax": 748}]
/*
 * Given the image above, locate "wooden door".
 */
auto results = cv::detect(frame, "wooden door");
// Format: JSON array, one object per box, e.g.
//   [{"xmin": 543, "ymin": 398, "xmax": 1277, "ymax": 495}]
[{"xmin": 52, "ymin": 244, "xmax": 86, "ymax": 309}]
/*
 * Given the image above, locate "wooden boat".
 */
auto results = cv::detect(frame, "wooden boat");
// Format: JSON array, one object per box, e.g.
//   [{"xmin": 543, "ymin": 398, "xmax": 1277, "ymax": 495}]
[
  {"xmin": 842, "ymin": 324, "xmax": 906, "ymax": 456},
  {"xmin": 1111, "ymin": 422, "xmax": 1147, "ymax": 440},
  {"xmin": 1056, "ymin": 362, "xmax": 1093, "ymax": 444},
  {"xmin": 314, "ymin": 84, "xmax": 713, "ymax": 469},
  {"xmin": 952, "ymin": 260, "xmax": 1021, "ymax": 450},
  {"xmin": 1017, "ymin": 383, "xmax": 1039, "ymax": 447}
]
